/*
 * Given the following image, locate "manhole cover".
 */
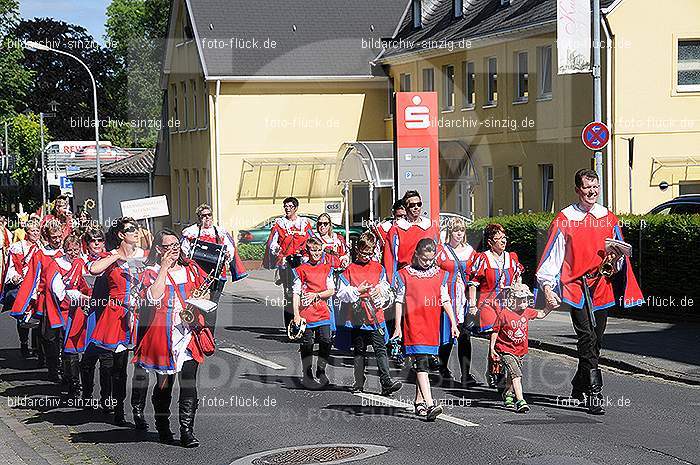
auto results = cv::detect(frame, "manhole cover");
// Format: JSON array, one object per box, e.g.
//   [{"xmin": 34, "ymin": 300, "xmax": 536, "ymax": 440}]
[{"xmin": 231, "ymin": 444, "xmax": 389, "ymax": 465}]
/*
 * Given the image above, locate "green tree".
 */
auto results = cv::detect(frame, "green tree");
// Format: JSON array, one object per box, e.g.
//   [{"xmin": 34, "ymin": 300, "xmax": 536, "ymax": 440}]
[
  {"xmin": 0, "ymin": 0, "xmax": 32, "ymax": 119},
  {"xmin": 105, "ymin": 0, "xmax": 170, "ymax": 148},
  {"xmin": 8, "ymin": 112, "xmax": 49, "ymax": 210},
  {"xmin": 15, "ymin": 19, "xmax": 121, "ymax": 141}
]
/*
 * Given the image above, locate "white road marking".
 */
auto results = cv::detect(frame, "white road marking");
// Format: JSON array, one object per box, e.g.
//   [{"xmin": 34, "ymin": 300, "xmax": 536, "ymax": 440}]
[
  {"xmin": 353, "ymin": 392, "xmax": 479, "ymax": 427},
  {"xmin": 219, "ymin": 347, "xmax": 286, "ymax": 370}
]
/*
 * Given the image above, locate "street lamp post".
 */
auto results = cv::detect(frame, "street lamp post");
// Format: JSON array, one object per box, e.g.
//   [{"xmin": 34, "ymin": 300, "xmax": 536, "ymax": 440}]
[{"xmin": 24, "ymin": 41, "xmax": 104, "ymax": 225}]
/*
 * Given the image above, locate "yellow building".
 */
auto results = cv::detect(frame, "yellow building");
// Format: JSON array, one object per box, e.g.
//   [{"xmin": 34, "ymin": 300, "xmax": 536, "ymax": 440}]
[
  {"xmin": 157, "ymin": 0, "xmax": 406, "ymax": 234},
  {"xmin": 376, "ymin": 0, "xmax": 700, "ymax": 217}
]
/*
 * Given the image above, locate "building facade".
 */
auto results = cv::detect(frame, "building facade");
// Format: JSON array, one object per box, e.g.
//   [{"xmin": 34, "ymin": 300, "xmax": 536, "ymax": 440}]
[{"xmin": 158, "ymin": 0, "xmax": 700, "ymax": 233}]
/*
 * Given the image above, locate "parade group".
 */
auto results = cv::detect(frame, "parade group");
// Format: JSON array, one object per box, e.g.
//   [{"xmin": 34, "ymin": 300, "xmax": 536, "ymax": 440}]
[{"xmin": 0, "ymin": 168, "xmax": 645, "ymax": 446}]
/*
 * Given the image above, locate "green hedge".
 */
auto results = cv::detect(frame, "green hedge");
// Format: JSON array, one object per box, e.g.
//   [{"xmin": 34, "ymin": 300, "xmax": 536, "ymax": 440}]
[
  {"xmin": 466, "ymin": 213, "xmax": 700, "ymax": 304},
  {"xmin": 238, "ymin": 243, "xmax": 265, "ymax": 261}
]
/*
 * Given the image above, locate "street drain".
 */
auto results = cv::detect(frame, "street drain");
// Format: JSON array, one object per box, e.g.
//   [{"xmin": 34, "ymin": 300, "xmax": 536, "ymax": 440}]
[{"xmin": 230, "ymin": 444, "xmax": 389, "ymax": 465}]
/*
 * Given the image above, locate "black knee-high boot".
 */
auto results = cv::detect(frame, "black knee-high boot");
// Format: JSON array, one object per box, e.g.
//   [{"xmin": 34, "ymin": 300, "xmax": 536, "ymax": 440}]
[
  {"xmin": 131, "ymin": 365, "xmax": 149, "ymax": 430},
  {"xmin": 63, "ymin": 353, "xmax": 82, "ymax": 401},
  {"xmin": 153, "ymin": 376, "xmax": 175, "ymax": 444},
  {"xmin": 179, "ymin": 397, "xmax": 199, "ymax": 448}
]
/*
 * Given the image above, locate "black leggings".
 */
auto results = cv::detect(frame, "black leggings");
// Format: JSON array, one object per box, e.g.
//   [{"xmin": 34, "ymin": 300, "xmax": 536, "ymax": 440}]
[{"xmin": 153, "ymin": 359, "xmax": 199, "ymax": 404}]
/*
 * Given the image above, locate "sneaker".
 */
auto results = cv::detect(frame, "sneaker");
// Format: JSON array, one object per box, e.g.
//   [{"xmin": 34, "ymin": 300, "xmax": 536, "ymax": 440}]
[
  {"xmin": 414, "ymin": 402, "xmax": 428, "ymax": 417},
  {"xmin": 515, "ymin": 399, "xmax": 530, "ymax": 413},
  {"xmin": 425, "ymin": 403, "xmax": 444, "ymax": 421},
  {"xmin": 380, "ymin": 380, "xmax": 402, "ymax": 397},
  {"xmin": 503, "ymin": 392, "xmax": 516, "ymax": 409}
]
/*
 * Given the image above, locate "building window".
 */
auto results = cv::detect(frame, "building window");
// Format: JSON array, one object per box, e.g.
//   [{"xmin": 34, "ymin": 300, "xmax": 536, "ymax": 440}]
[
  {"xmin": 171, "ymin": 84, "xmax": 179, "ymax": 131},
  {"xmin": 202, "ymin": 82, "xmax": 209, "ymax": 128},
  {"xmin": 174, "ymin": 169, "xmax": 181, "ymax": 224},
  {"xmin": 191, "ymin": 79, "xmax": 198, "ymax": 129},
  {"xmin": 462, "ymin": 61, "xmax": 475, "ymax": 108},
  {"xmin": 204, "ymin": 168, "xmax": 212, "ymax": 204},
  {"xmin": 442, "ymin": 64, "xmax": 455, "ymax": 110},
  {"xmin": 678, "ymin": 39, "xmax": 700, "ymax": 92},
  {"xmin": 185, "ymin": 169, "xmax": 191, "ymax": 224},
  {"xmin": 511, "ymin": 166, "xmax": 523, "ymax": 213},
  {"xmin": 486, "ymin": 57, "xmax": 498, "ymax": 105},
  {"xmin": 515, "ymin": 51, "xmax": 528, "ymax": 102},
  {"xmin": 400, "ymin": 73, "xmax": 412, "ymax": 92},
  {"xmin": 541, "ymin": 164, "xmax": 554, "ymax": 212},
  {"xmin": 413, "ymin": 0, "xmax": 422, "ymax": 29},
  {"xmin": 182, "ymin": 82, "xmax": 189, "ymax": 130},
  {"xmin": 454, "ymin": 0, "xmax": 463, "ymax": 18},
  {"xmin": 537, "ymin": 45, "xmax": 553, "ymax": 98},
  {"xmin": 422, "ymin": 68, "xmax": 434, "ymax": 92},
  {"xmin": 195, "ymin": 168, "xmax": 200, "ymax": 207},
  {"xmin": 485, "ymin": 167, "xmax": 494, "ymax": 217}
]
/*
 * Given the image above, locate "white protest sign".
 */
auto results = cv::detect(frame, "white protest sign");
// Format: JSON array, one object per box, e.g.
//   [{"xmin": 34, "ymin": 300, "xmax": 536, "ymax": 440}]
[{"xmin": 120, "ymin": 195, "xmax": 169, "ymax": 220}]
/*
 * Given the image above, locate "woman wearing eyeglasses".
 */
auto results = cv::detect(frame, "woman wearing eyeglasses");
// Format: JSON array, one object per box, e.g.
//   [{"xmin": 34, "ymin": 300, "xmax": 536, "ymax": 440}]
[
  {"xmin": 468, "ymin": 223, "xmax": 524, "ymax": 386},
  {"xmin": 313, "ymin": 213, "xmax": 350, "ymax": 270},
  {"xmin": 86, "ymin": 217, "xmax": 147, "ymax": 426},
  {"xmin": 133, "ymin": 229, "xmax": 210, "ymax": 447}
]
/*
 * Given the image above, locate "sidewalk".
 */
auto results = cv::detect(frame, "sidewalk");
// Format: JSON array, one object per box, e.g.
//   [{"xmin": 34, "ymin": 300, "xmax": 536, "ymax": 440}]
[{"xmin": 226, "ymin": 270, "xmax": 700, "ymax": 385}]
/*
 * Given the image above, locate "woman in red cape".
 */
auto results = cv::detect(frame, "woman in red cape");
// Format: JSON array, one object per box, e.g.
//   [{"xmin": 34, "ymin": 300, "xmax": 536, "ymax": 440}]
[
  {"xmin": 86, "ymin": 217, "xmax": 147, "ymax": 425},
  {"xmin": 133, "ymin": 229, "xmax": 209, "ymax": 448}
]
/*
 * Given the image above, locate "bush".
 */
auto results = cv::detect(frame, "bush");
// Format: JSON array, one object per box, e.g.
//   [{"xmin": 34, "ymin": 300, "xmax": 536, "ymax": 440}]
[
  {"xmin": 238, "ymin": 243, "xmax": 265, "ymax": 261},
  {"xmin": 466, "ymin": 213, "xmax": 700, "ymax": 304}
]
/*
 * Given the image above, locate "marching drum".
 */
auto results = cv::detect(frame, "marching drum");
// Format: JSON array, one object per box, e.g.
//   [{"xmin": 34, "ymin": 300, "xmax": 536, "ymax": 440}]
[{"xmin": 189, "ymin": 240, "xmax": 226, "ymax": 276}]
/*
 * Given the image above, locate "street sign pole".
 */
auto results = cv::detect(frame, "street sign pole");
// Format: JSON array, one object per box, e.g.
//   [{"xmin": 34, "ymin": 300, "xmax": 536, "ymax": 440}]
[{"xmin": 592, "ymin": 0, "xmax": 604, "ymax": 205}]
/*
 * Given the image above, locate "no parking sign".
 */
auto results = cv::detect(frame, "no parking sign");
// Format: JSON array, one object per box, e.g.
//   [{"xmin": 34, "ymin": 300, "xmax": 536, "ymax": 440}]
[{"xmin": 582, "ymin": 121, "xmax": 610, "ymax": 150}]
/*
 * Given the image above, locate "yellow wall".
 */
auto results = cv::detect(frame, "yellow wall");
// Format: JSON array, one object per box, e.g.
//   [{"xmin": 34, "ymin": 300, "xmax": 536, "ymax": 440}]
[
  {"xmin": 607, "ymin": 0, "xmax": 700, "ymax": 212},
  {"xmin": 386, "ymin": 32, "xmax": 604, "ymax": 217},
  {"xmin": 205, "ymin": 80, "xmax": 389, "ymax": 235}
]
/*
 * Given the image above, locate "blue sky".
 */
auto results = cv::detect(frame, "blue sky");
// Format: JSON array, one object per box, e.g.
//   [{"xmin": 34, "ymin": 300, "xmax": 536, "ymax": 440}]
[{"xmin": 20, "ymin": 0, "xmax": 111, "ymax": 43}]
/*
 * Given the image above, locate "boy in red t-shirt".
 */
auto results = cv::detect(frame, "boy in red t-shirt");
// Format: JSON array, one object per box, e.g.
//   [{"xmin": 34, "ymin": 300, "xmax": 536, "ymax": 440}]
[{"xmin": 489, "ymin": 283, "xmax": 552, "ymax": 413}]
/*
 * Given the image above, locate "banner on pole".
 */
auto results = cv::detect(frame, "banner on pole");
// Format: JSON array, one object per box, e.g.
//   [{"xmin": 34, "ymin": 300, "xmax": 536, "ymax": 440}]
[{"xmin": 557, "ymin": 0, "xmax": 591, "ymax": 74}]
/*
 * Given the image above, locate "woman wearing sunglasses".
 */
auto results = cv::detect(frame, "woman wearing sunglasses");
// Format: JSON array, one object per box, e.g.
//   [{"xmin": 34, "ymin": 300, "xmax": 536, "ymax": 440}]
[
  {"xmin": 313, "ymin": 213, "xmax": 350, "ymax": 269},
  {"xmin": 86, "ymin": 217, "xmax": 148, "ymax": 426},
  {"xmin": 382, "ymin": 191, "xmax": 439, "ymax": 286},
  {"xmin": 134, "ymin": 229, "xmax": 211, "ymax": 447}
]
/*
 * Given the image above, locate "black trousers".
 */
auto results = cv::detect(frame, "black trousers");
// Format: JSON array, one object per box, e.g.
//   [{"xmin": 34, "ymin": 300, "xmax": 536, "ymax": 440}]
[
  {"xmin": 281, "ymin": 267, "xmax": 294, "ymax": 328},
  {"xmin": 566, "ymin": 303, "xmax": 608, "ymax": 391},
  {"xmin": 300, "ymin": 325, "xmax": 332, "ymax": 377},
  {"xmin": 438, "ymin": 330, "xmax": 473, "ymax": 379},
  {"xmin": 205, "ymin": 280, "xmax": 225, "ymax": 331},
  {"xmin": 40, "ymin": 315, "xmax": 62, "ymax": 377},
  {"xmin": 80, "ymin": 348, "xmax": 114, "ymax": 402},
  {"xmin": 351, "ymin": 328, "xmax": 392, "ymax": 388}
]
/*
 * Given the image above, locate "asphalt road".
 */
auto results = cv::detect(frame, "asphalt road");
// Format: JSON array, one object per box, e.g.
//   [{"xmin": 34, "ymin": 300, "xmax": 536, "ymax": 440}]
[{"xmin": 1, "ymin": 293, "xmax": 698, "ymax": 465}]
